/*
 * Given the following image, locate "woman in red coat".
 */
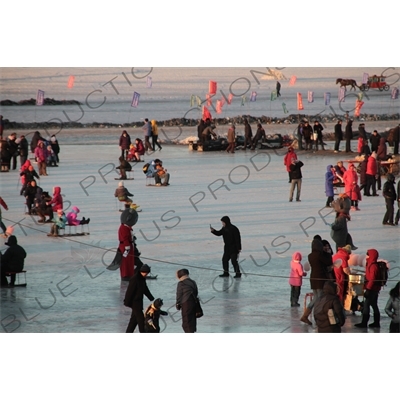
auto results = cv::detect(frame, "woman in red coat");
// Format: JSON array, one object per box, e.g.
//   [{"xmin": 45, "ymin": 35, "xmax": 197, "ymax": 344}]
[
  {"xmin": 50, "ymin": 186, "xmax": 63, "ymax": 212},
  {"xmin": 343, "ymin": 163, "xmax": 361, "ymax": 210},
  {"xmin": 284, "ymin": 147, "xmax": 297, "ymax": 183},
  {"xmin": 365, "ymin": 152, "xmax": 379, "ymax": 196},
  {"xmin": 332, "ymin": 245, "xmax": 351, "ymax": 303}
]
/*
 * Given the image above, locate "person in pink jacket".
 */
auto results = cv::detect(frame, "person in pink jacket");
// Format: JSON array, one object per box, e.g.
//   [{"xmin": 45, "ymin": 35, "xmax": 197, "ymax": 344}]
[
  {"xmin": 343, "ymin": 163, "xmax": 362, "ymax": 210},
  {"xmin": 289, "ymin": 251, "xmax": 307, "ymax": 307},
  {"xmin": 66, "ymin": 206, "xmax": 90, "ymax": 226},
  {"xmin": 50, "ymin": 186, "xmax": 63, "ymax": 212},
  {"xmin": 34, "ymin": 141, "xmax": 49, "ymax": 176}
]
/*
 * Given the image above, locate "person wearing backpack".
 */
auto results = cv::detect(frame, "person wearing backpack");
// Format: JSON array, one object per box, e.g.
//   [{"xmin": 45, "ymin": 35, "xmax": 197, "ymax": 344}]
[{"xmin": 355, "ymin": 249, "xmax": 381, "ymax": 329}]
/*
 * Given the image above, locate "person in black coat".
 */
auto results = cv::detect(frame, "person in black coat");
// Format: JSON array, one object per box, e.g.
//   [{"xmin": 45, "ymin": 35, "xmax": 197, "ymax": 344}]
[
  {"xmin": 7, "ymin": 133, "xmax": 19, "ymax": 170},
  {"xmin": 116, "ymin": 156, "xmax": 132, "ymax": 180},
  {"xmin": 302, "ymin": 122, "xmax": 313, "ymax": 151},
  {"xmin": 124, "ymin": 264, "xmax": 155, "ymax": 333},
  {"xmin": 345, "ymin": 120, "xmax": 353, "ymax": 153},
  {"xmin": 313, "ymin": 281, "xmax": 346, "ymax": 333},
  {"xmin": 382, "ymin": 173, "xmax": 397, "ymax": 226},
  {"xmin": 0, "ymin": 139, "xmax": 11, "ymax": 171},
  {"xmin": 211, "ymin": 216, "xmax": 242, "ymax": 278},
  {"xmin": 50, "ymin": 135, "xmax": 60, "ymax": 163},
  {"xmin": 289, "ymin": 160, "xmax": 304, "ymax": 202},
  {"xmin": 25, "ymin": 180, "xmax": 41, "ymax": 214},
  {"xmin": 176, "ymin": 269, "xmax": 199, "ymax": 333},
  {"xmin": 119, "ymin": 130, "xmax": 131, "ymax": 159},
  {"xmin": 243, "ymin": 118, "xmax": 253, "ymax": 150},
  {"xmin": 144, "ymin": 298, "xmax": 168, "ymax": 333},
  {"xmin": 334, "ymin": 120, "xmax": 343, "ymax": 153},
  {"xmin": 0, "ymin": 235, "xmax": 27, "ymax": 287},
  {"xmin": 370, "ymin": 130, "xmax": 381, "ymax": 153},
  {"xmin": 30, "ymin": 131, "xmax": 45, "ymax": 154},
  {"xmin": 18, "ymin": 135, "xmax": 29, "ymax": 166}
]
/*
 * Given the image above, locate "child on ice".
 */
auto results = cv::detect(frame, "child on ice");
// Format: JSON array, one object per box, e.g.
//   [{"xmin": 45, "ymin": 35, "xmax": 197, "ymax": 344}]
[
  {"xmin": 144, "ymin": 298, "xmax": 168, "ymax": 333},
  {"xmin": 289, "ymin": 252, "xmax": 307, "ymax": 307}
]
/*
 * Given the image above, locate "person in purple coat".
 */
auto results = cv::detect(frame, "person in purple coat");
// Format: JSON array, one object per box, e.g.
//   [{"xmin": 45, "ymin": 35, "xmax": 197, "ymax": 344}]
[{"xmin": 325, "ymin": 165, "xmax": 335, "ymax": 208}]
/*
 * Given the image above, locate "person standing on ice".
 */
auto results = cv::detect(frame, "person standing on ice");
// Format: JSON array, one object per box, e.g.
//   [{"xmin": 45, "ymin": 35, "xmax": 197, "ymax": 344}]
[{"xmin": 211, "ymin": 216, "xmax": 242, "ymax": 278}]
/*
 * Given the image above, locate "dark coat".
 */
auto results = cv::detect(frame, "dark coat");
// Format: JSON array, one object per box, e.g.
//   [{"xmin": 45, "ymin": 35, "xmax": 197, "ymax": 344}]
[
  {"xmin": 309, "ymin": 240, "xmax": 332, "ymax": 290},
  {"xmin": 289, "ymin": 161, "xmax": 303, "ymax": 180},
  {"xmin": 334, "ymin": 123, "xmax": 343, "ymax": 140},
  {"xmin": 124, "ymin": 272, "xmax": 154, "ymax": 310},
  {"xmin": 30, "ymin": 131, "xmax": 45, "ymax": 153},
  {"xmin": 345, "ymin": 121, "xmax": 353, "ymax": 140},
  {"xmin": 313, "ymin": 282, "xmax": 345, "ymax": 333},
  {"xmin": 19, "ymin": 138, "xmax": 29, "ymax": 157},
  {"xmin": 119, "ymin": 133, "xmax": 131, "ymax": 150},
  {"xmin": 383, "ymin": 176, "xmax": 396, "ymax": 201},
  {"xmin": 244, "ymin": 122, "xmax": 253, "ymax": 138},
  {"xmin": 176, "ymin": 277, "xmax": 198, "ymax": 333},
  {"xmin": 330, "ymin": 213, "xmax": 349, "ymax": 248},
  {"xmin": 212, "ymin": 222, "xmax": 242, "ymax": 253},
  {"xmin": 1, "ymin": 236, "xmax": 27, "ymax": 272},
  {"xmin": 302, "ymin": 124, "xmax": 313, "ymax": 140},
  {"xmin": 370, "ymin": 133, "xmax": 381, "ymax": 152}
]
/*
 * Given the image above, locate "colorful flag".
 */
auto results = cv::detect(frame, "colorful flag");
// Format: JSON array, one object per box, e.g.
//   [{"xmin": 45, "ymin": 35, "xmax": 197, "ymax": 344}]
[
  {"xmin": 131, "ymin": 91, "xmax": 140, "ymax": 108},
  {"xmin": 354, "ymin": 99, "xmax": 364, "ymax": 117},
  {"xmin": 324, "ymin": 92, "xmax": 331, "ymax": 106},
  {"xmin": 362, "ymin": 73, "xmax": 369, "ymax": 85},
  {"xmin": 209, "ymin": 81, "xmax": 217, "ymax": 95},
  {"xmin": 241, "ymin": 96, "xmax": 247, "ymax": 106},
  {"xmin": 216, "ymin": 100, "xmax": 222, "ymax": 114},
  {"xmin": 289, "ymin": 76, "xmax": 297, "ymax": 86},
  {"xmin": 36, "ymin": 90, "xmax": 45, "ymax": 106},
  {"xmin": 270, "ymin": 91, "xmax": 277, "ymax": 101},
  {"xmin": 358, "ymin": 92, "xmax": 364, "ymax": 101},
  {"xmin": 297, "ymin": 93, "xmax": 303, "ymax": 110},
  {"xmin": 227, "ymin": 93, "xmax": 233, "ymax": 105},
  {"xmin": 67, "ymin": 76, "xmax": 75, "ymax": 89},
  {"xmin": 206, "ymin": 94, "xmax": 212, "ymax": 107},
  {"xmin": 146, "ymin": 76, "xmax": 152, "ymax": 88},
  {"xmin": 282, "ymin": 102, "xmax": 289, "ymax": 114},
  {"xmin": 202, "ymin": 106, "xmax": 212, "ymax": 121},
  {"xmin": 196, "ymin": 96, "xmax": 202, "ymax": 107},
  {"xmin": 190, "ymin": 95, "xmax": 196, "ymax": 107},
  {"xmin": 220, "ymin": 97, "xmax": 226, "ymax": 108},
  {"xmin": 391, "ymin": 87, "xmax": 399, "ymax": 100},
  {"xmin": 338, "ymin": 87, "xmax": 346, "ymax": 102},
  {"xmin": 250, "ymin": 91, "xmax": 257, "ymax": 102},
  {"xmin": 307, "ymin": 91, "xmax": 314, "ymax": 103}
]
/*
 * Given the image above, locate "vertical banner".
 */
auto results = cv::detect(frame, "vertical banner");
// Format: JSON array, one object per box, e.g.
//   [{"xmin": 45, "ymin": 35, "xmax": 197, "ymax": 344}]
[
  {"xmin": 196, "ymin": 96, "xmax": 202, "ymax": 107},
  {"xmin": 297, "ymin": 93, "xmax": 304, "ymax": 110},
  {"xmin": 391, "ymin": 87, "xmax": 399, "ymax": 100},
  {"xmin": 227, "ymin": 93, "xmax": 233, "ymax": 105},
  {"xmin": 146, "ymin": 76, "xmax": 152, "ymax": 88},
  {"xmin": 354, "ymin": 99, "xmax": 364, "ymax": 117},
  {"xmin": 67, "ymin": 76, "xmax": 75, "ymax": 89},
  {"xmin": 220, "ymin": 97, "xmax": 226, "ymax": 107},
  {"xmin": 338, "ymin": 87, "xmax": 346, "ymax": 102},
  {"xmin": 270, "ymin": 91, "xmax": 277, "ymax": 101},
  {"xmin": 362, "ymin": 73, "xmax": 369, "ymax": 85},
  {"xmin": 324, "ymin": 92, "xmax": 331, "ymax": 106},
  {"xmin": 190, "ymin": 95, "xmax": 196, "ymax": 107},
  {"xmin": 241, "ymin": 96, "xmax": 247, "ymax": 106},
  {"xmin": 131, "ymin": 91, "xmax": 140, "ymax": 108},
  {"xmin": 250, "ymin": 91, "xmax": 257, "ymax": 102},
  {"xmin": 209, "ymin": 80, "xmax": 217, "ymax": 95},
  {"xmin": 282, "ymin": 102, "xmax": 289, "ymax": 114},
  {"xmin": 307, "ymin": 91, "xmax": 314, "ymax": 103},
  {"xmin": 202, "ymin": 106, "xmax": 212, "ymax": 121},
  {"xmin": 289, "ymin": 76, "xmax": 297, "ymax": 86},
  {"xmin": 36, "ymin": 90, "xmax": 45, "ymax": 106},
  {"xmin": 216, "ymin": 100, "xmax": 222, "ymax": 114},
  {"xmin": 206, "ymin": 94, "xmax": 212, "ymax": 106}
]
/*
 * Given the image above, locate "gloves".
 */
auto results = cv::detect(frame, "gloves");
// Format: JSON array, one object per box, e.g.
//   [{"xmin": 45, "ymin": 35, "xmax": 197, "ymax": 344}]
[
  {"xmin": 123, "ymin": 247, "xmax": 130, "ymax": 258},
  {"xmin": 176, "ymin": 304, "xmax": 182, "ymax": 311}
]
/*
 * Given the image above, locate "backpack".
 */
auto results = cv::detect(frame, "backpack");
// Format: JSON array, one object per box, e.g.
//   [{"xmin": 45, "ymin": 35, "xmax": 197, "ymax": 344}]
[
  {"xmin": 142, "ymin": 163, "xmax": 150, "ymax": 174},
  {"xmin": 377, "ymin": 260, "xmax": 389, "ymax": 287}
]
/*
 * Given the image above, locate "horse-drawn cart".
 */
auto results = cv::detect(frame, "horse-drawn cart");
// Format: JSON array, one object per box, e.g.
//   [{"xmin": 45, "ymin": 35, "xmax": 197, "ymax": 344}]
[{"xmin": 360, "ymin": 75, "xmax": 390, "ymax": 92}]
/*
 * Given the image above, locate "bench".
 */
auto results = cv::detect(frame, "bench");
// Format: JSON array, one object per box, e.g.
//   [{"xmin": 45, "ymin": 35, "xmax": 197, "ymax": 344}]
[{"xmin": 4, "ymin": 271, "xmax": 27, "ymax": 287}]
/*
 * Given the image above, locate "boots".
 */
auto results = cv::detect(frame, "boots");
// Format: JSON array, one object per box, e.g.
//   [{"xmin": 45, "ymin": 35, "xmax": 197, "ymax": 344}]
[
  {"xmin": 355, "ymin": 315, "xmax": 368, "ymax": 328},
  {"xmin": 300, "ymin": 308, "xmax": 313, "ymax": 326}
]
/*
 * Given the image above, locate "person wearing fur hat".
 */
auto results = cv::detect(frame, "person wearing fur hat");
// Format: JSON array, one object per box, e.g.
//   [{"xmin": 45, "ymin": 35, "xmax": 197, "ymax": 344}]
[
  {"xmin": 144, "ymin": 298, "xmax": 168, "ymax": 333},
  {"xmin": 355, "ymin": 249, "xmax": 381, "ymax": 328},
  {"xmin": 288, "ymin": 251, "xmax": 307, "ymax": 307},
  {"xmin": 67, "ymin": 206, "xmax": 90, "ymax": 226},
  {"xmin": 176, "ymin": 269, "xmax": 199, "ymax": 333},
  {"xmin": 0, "ymin": 235, "xmax": 27, "ymax": 287},
  {"xmin": 382, "ymin": 173, "xmax": 397, "ymax": 226},
  {"xmin": 211, "ymin": 216, "xmax": 242, "ymax": 278},
  {"xmin": 118, "ymin": 207, "xmax": 139, "ymax": 281},
  {"xmin": 124, "ymin": 264, "xmax": 155, "ymax": 333},
  {"xmin": 332, "ymin": 245, "xmax": 352, "ymax": 303}
]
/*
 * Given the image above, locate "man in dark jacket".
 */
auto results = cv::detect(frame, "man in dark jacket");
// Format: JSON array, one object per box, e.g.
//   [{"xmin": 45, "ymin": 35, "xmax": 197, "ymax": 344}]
[
  {"xmin": 7, "ymin": 133, "xmax": 19, "ymax": 170},
  {"xmin": 18, "ymin": 135, "xmax": 29, "ymax": 166},
  {"xmin": 313, "ymin": 281, "xmax": 346, "ymax": 333},
  {"xmin": 119, "ymin": 130, "xmax": 131, "ymax": 159},
  {"xmin": 302, "ymin": 122, "xmax": 313, "ymax": 151},
  {"xmin": 0, "ymin": 235, "xmax": 27, "ymax": 287},
  {"xmin": 289, "ymin": 160, "xmax": 304, "ymax": 202},
  {"xmin": 176, "ymin": 269, "xmax": 199, "ymax": 333},
  {"xmin": 370, "ymin": 130, "xmax": 381, "ymax": 153},
  {"xmin": 334, "ymin": 120, "xmax": 343, "ymax": 153},
  {"xmin": 382, "ymin": 173, "xmax": 396, "ymax": 226},
  {"xmin": 124, "ymin": 264, "xmax": 155, "ymax": 333},
  {"xmin": 345, "ymin": 120, "xmax": 353, "ymax": 153},
  {"xmin": 355, "ymin": 249, "xmax": 382, "ymax": 328},
  {"xmin": 243, "ymin": 118, "xmax": 253, "ymax": 150},
  {"xmin": 211, "ymin": 216, "xmax": 242, "ymax": 278}
]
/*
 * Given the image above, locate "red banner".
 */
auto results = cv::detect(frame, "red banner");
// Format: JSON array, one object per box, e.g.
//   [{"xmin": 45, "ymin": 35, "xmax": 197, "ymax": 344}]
[
  {"xmin": 202, "ymin": 106, "xmax": 212, "ymax": 121},
  {"xmin": 67, "ymin": 75, "xmax": 75, "ymax": 89},
  {"xmin": 227, "ymin": 93, "xmax": 233, "ymax": 105},
  {"xmin": 206, "ymin": 93, "xmax": 212, "ymax": 106},
  {"xmin": 354, "ymin": 100, "xmax": 364, "ymax": 117},
  {"xmin": 209, "ymin": 80, "xmax": 217, "ymax": 95},
  {"xmin": 289, "ymin": 76, "xmax": 297, "ymax": 86},
  {"xmin": 216, "ymin": 100, "xmax": 222, "ymax": 114},
  {"xmin": 297, "ymin": 93, "xmax": 304, "ymax": 110}
]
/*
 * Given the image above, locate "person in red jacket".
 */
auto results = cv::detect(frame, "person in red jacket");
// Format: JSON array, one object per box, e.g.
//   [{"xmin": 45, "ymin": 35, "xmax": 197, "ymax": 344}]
[
  {"xmin": 365, "ymin": 152, "xmax": 379, "ymax": 197},
  {"xmin": 332, "ymin": 245, "xmax": 351, "ymax": 303},
  {"xmin": 343, "ymin": 163, "xmax": 361, "ymax": 210},
  {"xmin": 355, "ymin": 249, "xmax": 381, "ymax": 328},
  {"xmin": 50, "ymin": 186, "xmax": 63, "ymax": 212},
  {"xmin": 284, "ymin": 147, "xmax": 298, "ymax": 183}
]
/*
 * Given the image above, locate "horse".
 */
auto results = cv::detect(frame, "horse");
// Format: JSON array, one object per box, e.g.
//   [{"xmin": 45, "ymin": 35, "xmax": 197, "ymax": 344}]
[
  {"xmin": 336, "ymin": 78, "xmax": 360, "ymax": 91},
  {"xmin": 387, "ymin": 125, "xmax": 400, "ymax": 155}
]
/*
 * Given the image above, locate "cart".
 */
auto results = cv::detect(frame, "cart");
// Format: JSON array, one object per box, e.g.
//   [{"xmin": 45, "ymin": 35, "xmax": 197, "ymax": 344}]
[{"xmin": 360, "ymin": 75, "xmax": 390, "ymax": 92}]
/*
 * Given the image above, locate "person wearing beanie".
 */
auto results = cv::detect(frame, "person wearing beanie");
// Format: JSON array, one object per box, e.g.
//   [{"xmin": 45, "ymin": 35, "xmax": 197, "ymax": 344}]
[
  {"xmin": 0, "ymin": 235, "xmax": 27, "ymax": 287},
  {"xmin": 211, "ymin": 216, "xmax": 242, "ymax": 278},
  {"xmin": 124, "ymin": 264, "xmax": 155, "ymax": 333},
  {"xmin": 332, "ymin": 245, "xmax": 352, "ymax": 304},
  {"xmin": 114, "ymin": 181, "xmax": 134, "ymax": 209},
  {"xmin": 176, "ymin": 269, "xmax": 199, "ymax": 333},
  {"xmin": 144, "ymin": 298, "xmax": 168, "ymax": 333},
  {"xmin": 382, "ymin": 173, "xmax": 397, "ymax": 226}
]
